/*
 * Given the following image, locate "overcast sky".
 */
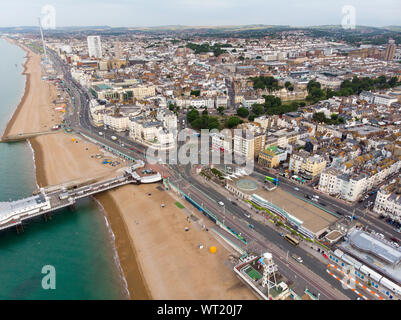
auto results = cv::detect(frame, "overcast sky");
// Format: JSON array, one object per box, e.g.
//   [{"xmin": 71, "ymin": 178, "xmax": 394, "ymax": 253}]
[{"xmin": 2, "ymin": 0, "xmax": 401, "ymax": 28}]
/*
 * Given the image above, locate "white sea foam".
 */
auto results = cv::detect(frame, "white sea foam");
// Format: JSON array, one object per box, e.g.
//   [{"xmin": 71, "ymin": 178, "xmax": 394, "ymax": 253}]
[
  {"xmin": 26, "ymin": 140, "xmax": 40, "ymax": 190},
  {"xmin": 94, "ymin": 198, "xmax": 131, "ymax": 299}
]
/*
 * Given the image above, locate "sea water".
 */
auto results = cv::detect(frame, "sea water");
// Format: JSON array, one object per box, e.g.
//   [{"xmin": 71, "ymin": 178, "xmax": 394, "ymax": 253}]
[{"xmin": 0, "ymin": 38, "xmax": 128, "ymax": 300}]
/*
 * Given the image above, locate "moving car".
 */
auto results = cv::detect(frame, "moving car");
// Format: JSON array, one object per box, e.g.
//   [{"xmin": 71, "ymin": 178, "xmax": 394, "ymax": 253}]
[
  {"xmin": 243, "ymin": 212, "xmax": 251, "ymax": 218},
  {"xmin": 218, "ymin": 201, "xmax": 224, "ymax": 206},
  {"xmin": 291, "ymin": 254, "xmax": 303, "ymax": 263},
  {"xmin": 294, "ymin": 187, "xmax": 299, "ymax": 191},
  {"xmin": 248, "ymin": 224, "xmax": 255, "ymax": 229}
]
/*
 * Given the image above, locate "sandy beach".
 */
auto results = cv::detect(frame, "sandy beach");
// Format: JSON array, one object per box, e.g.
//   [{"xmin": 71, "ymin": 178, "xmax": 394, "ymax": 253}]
[
  {"xmin": 2, "ymin": 40, "xmax": 61, "ymax": 139},
  {"xmin": 3, "ymin": 38, "xmax": 256, "ymax": 300}
]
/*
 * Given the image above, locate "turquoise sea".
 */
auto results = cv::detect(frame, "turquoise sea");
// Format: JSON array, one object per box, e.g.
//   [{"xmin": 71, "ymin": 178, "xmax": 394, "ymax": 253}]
[{"xmin": 0, "ymin": 38, "xmax": 128, "ymax": 300}]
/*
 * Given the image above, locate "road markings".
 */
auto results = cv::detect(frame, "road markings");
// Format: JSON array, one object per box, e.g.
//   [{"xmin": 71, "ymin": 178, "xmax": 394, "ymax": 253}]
[
  {"xmin": 327, "ymin": 264, "xmax": 385, "ymax": 300},
  {"xmin": 326, "ymin": 269, "xmax": 368, "ymax": 300}
]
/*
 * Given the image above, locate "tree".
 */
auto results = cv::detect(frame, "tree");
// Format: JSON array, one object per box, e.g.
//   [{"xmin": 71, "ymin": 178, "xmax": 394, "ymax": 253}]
[
  {"xmin": 202, "ymin": 109, "xmax": 208, "ymax": 116},
  {"xmin": 190, "ymin": 89, "xmax": 200, "ymax": 97},
  {"xmin": 217, "ymin": 106, "xmax": 225, "ymax": 115},
  {"xmin": 312, "ymin": 112, "xmax": 327, "ymax": 123},
  {"xmin": 226, "ymin": 116, "xmax": 241, "ymax": 129},
  {"xmin": 307, "ymin": 80, "xmax": 321, "ymax": 93},
  {"xmin": 187, "ymin": 109, "xmax": 199, "ymax": 123},
  {"xmin": 248, "ymin": 114, "xmax": 256, "ymax": 122},
  {"xmin": 207, "ymin": 116, "xmax": 220, "ymax": 130},
  {"xmin": 237, "ymin": 107, "xmax": 249, "ymax": 118},
  {"xmin": 285, "ymin": 81, "xmax": 292, "ymax": 90},
  {"xmin": 251, "ymin": 104, "xmax": 265, "ymax": 116}
]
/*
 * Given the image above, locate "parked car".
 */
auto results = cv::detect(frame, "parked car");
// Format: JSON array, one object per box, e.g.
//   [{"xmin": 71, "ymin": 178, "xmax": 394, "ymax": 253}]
[
  {"xmin": 294, "ymin": 187, "xmax": 300, "ymax": 191},
  {"xmin": 244, "ymin": 212, "xmax": 251, "ymax": 218},
  {"xmin": 248, "ymin": 224, "xmax": 255, "ymax": 229},
  {"xmin": 218, "ymin": 201, "xmax": 224, "ymax": 206}
]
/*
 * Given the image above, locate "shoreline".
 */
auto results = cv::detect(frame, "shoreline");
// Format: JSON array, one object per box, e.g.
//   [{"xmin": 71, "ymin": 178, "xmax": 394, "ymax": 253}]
[
  {"xmin": 1, "ymin": 38, "xmax": 30, "ymax": 139},
  {"xmin": 3, "ymin": 38, "xmax": 256, "ymax": 300},
  {"xmin": 5, "ymin": 39, "xmax": 149, "ymax": 300},
  {"xmin": 94, "ymin": 192, "xmax": 152, "ymax": 300}
]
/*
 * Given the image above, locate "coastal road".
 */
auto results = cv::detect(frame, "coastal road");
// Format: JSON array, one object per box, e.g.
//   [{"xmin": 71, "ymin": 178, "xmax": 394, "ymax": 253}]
[
  {"xmin": 46, "ymin": 46, "xmax": 370, "ymax": 300},
  {"xmin": 170, "ymin": 163, "xmax": 357, "ymax": 300}
]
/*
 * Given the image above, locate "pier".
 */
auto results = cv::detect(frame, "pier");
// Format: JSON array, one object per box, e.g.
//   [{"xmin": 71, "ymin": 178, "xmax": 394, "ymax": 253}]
[
  {"xmin": 1, "ymin": 129, "xmax": 61, "ymax": 142},
  {"xmin": 0, "ymin": 160, "xmax": 162, "ymax": 232}
]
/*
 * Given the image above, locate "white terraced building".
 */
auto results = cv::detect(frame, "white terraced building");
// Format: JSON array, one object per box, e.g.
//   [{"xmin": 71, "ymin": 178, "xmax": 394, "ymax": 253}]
[
  {"xmin": 373, "ymin": 188, "xmax": 401, "ymax": 222},
  {"xmin": 319, "ymin": 160, "xmax": 401, "ymax": 202}
]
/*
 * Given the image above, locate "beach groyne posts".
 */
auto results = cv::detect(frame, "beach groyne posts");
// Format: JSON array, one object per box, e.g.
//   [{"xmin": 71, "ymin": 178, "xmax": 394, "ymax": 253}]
[{"xmin": 1, "ymin": 130, "xmax": 61, "ymax": 142}]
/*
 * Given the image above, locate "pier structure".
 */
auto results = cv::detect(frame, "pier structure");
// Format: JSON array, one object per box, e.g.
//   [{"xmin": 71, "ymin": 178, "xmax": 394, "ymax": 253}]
[{"xmin": 0, "ymin": 160, "xmax": 162, "ymax": 231}]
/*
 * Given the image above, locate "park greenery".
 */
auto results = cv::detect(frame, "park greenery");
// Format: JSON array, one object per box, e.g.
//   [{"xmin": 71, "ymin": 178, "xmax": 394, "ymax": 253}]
[
  {"xmin": 306, "ymin": 76, "xmax": 401, "ymax": 104},
  {"xmin": 236, "ymin": 107, "xmax": 249, "ymax": 118},
  {"xmin": 250, "ymin": 76, "xmax": 282, "ymax": 92},
  {"xmin": 313, "ymin": 112, "xmax": 345, "ymax": 125},
  {"xmin": 190, "ymin": 89, "xmax": 200, "ymax": 97},
  {"xmin": 186, "ymin": 109, "xmax": 220, "ymax": 130},
  {"xmin": 246, "ymin": 95, "xmax": 306, "ymax": 120},
  {"xmin": 225, "ymin": 116, "xmax": 242, "ymax": 129},
  {"xmin": 186, "ymin": 42, "xmax": 231, "ymax": 57}
]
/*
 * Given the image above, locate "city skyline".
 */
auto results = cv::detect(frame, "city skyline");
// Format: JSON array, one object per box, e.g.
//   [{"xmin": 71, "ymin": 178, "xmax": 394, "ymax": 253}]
[{"xmin": 1, "ymin": 0, "xmax": 401, "ymax": 28}]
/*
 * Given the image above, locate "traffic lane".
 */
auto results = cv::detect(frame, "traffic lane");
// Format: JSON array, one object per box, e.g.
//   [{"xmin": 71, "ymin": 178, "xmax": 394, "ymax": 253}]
[
  {"xmin": 183, "ymin": 188, "xmax": 328, "ymax": 298},
  {"xmin": 183, "ymin": 185, "xmax": 330, "ymax": 297},
  {"xmin": 182, "ymin": 169, "xmax": 355, "ymax": 299},
  {"xmin": 248, "ymin": 217, "xmax": 357, "ymax": 300}
]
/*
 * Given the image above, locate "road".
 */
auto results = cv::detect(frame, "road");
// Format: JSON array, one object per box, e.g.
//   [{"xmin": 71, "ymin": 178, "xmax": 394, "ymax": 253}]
[
  {"xmin": 251, "ymin": 165, "xmax": 401, "ymax": 241},
  {"xmin": 45, "ymin": 45, "xmax": 362, "ymax": 300},
  {"xmin": 168, "ymin": 163, "xmax": 357, "ymax": 300}
]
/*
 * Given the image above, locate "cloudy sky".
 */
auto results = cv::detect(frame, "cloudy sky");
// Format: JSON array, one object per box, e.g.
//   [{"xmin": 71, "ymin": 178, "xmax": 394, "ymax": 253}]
[{"xmin": 2, "ymin": 0, "xmax": 401, "ymax": 28}]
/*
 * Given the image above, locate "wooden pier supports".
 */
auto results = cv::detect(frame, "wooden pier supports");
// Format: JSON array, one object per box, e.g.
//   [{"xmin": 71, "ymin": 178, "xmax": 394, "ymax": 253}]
[
  {"xmin": 15, "ymin": 224, "xmax": 24, "ymax": 234},
  {"xmin": 43, "ymin": 212, "xmax": 53, "ymax": 222}
]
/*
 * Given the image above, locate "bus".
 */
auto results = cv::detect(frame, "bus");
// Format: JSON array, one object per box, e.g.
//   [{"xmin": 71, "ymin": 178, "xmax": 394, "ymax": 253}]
[
  {"xmin": 265, "ymin": 176, "xmax": 279, "ymax": 186},
  {"xmin": 285, "ymin": 234, "xmax": 299, "ymax": 246}
]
